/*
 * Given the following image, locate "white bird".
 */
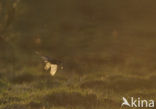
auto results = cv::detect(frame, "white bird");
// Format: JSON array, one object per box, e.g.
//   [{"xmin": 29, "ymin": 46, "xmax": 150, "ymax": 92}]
[
  {"xmin": 121, "ymin": 97, "xmax": 130, "ymax": 107},
  {"xmin": 44, "ymin": 60, "xmax": 58, "ymax": 76},
  {"xmin": 35, "ymin": 52, "xmax": 63, "ymax": 76}
]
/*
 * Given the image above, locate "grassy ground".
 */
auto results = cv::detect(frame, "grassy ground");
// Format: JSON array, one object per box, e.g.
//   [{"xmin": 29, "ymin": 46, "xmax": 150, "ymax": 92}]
[{"xmin": 0, "ymin": 50, "xmax": 156, "ymax": 109}]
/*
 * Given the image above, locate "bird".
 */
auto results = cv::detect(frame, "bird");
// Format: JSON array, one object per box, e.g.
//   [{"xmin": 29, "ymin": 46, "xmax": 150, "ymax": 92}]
[{"xmin": 35, "ymin": 51, "xmax": 63, "ymax": 76}]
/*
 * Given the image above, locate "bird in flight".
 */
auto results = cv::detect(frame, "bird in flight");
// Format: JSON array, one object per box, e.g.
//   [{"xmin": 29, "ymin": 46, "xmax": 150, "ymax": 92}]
[{"xmin": 35, "ymin": 52, "xmax": 63, "ymax": 76}]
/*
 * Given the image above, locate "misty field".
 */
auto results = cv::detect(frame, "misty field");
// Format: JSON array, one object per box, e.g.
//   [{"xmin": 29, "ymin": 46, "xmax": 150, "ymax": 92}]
[{"xmin": 0, "ymin": 0, "xmax": 156, "ymax": 109}]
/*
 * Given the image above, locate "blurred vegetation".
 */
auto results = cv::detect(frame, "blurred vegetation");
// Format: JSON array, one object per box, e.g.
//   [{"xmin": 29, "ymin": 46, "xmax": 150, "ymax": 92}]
[{"xmin": 0, "ymin": 0, "xmax": 156, "ymax": 109}]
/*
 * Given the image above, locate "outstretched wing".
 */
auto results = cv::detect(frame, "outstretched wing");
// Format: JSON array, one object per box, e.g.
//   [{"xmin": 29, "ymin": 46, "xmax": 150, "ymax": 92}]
[
  {"xmin": 41, "ymin": 56, "xmax": 48, "ymax": 63},
  {"xmin": 50, "ymin": 64, "xmax": 58, "ymax": 76},
  {"xmin": 35, "ymin": 51, "xmax": 49, "ymax": 63}
]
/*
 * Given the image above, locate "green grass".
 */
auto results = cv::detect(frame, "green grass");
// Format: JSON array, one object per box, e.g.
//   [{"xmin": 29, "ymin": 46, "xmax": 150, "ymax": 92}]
[{"xmin": 0, "ymin": 65, "xmax": 156, "ymax": 109}]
